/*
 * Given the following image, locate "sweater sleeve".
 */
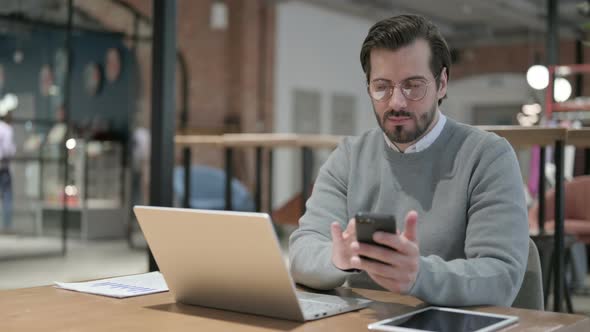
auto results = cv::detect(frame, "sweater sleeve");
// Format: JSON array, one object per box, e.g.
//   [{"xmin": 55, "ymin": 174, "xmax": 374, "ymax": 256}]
[
  {"xmin": 288, "ymin": 138, "xmax": 355, "ymax": 290},
  {"xmin": 408, "ymin": 138, "xmax": 529, "ymax": 306}
]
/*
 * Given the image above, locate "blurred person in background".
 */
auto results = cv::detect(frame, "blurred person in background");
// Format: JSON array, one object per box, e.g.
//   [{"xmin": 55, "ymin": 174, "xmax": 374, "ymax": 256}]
[
  {"xmin": 0, "ymin": 97, "xmax": 16, "ymax": 234},
  {"xmin": 131, "ymin": 115, "xmax": 150, "ymax": 207}
]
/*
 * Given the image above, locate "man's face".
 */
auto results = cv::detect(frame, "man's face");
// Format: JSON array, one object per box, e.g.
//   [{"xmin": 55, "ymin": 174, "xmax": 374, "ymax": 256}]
[{"xmin": 368, "ymin": 39, "xmax": 447, "ymax": 146}]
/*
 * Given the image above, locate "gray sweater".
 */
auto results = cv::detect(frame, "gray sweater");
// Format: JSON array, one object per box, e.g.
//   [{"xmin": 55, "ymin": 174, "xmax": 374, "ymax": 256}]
[{"xmin": 289, "ymin": 118, "xmax": 528, "ymax": 307}]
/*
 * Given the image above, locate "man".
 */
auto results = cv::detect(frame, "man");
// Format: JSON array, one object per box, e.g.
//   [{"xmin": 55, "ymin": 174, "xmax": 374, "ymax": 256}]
[
  {"xmin": 0, "ymin": 103, "xmax": 15, "ymax": 234},
  {"xmin": 289, "ymin": 15, "xmax": 528, "ymax": 307}
]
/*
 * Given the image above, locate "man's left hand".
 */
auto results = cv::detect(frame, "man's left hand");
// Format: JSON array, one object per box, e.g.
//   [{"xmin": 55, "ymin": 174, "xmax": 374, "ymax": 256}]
[{"xmin": 350, "ymin": 210, "xmax": 419, "ymax": 294}]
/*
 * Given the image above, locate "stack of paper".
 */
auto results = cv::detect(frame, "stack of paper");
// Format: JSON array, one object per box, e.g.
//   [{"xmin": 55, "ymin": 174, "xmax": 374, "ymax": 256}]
[{"xmin": 55, "ymin": 272, "xmax": 169, "ymax": 298}]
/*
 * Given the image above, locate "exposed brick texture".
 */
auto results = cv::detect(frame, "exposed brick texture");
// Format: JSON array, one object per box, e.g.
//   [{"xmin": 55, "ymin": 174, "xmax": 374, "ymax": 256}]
[{"xmin": 77, "ymin": 0, "xmax": 275, "ymax": 207}]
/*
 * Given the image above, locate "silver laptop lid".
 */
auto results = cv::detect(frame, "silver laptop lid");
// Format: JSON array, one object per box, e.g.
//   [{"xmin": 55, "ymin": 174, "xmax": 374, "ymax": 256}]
[{"xmin": 133, "ymin": 206, "xmax": 305, "ymax": 321}]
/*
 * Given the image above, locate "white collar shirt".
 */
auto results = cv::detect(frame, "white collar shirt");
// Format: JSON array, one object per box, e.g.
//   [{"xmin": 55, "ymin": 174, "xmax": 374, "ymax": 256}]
[{"xmin": 383, "ymin": 111, "xmax": 446, "ymax": 153}]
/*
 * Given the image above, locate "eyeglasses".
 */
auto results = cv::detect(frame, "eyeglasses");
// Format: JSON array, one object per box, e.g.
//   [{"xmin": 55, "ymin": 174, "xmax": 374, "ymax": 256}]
[{"xmin": 368, "ymin": 75, "xmax": 438, "ymax": 102}]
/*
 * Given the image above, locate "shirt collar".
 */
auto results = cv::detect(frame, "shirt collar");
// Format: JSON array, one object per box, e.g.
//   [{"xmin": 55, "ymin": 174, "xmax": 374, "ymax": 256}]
[{"xmin": 384, "ymin": 111, "xmax": 446, "ymax": 153}]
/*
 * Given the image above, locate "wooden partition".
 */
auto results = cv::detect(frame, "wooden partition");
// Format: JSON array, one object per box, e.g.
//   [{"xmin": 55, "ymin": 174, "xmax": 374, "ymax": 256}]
[{"xmin": 566, "ymin": 128, "xmax": 590, "ymax": 148}]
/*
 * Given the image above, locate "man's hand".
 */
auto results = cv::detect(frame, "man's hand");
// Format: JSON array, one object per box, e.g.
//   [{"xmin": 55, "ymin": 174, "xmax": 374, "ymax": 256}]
[
  {"xmin": 350, "ymin": 210, "xmax": 420, "ymax": 294},
  {"xmin": 331, "ymin": 218, "xmax": 358, "ymax": 271}
]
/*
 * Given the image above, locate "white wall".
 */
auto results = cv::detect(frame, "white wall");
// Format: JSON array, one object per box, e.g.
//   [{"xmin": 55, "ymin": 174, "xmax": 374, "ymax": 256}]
[
  {"xmin": 444, "ymin": 73, "xmax": 531, "ymax": 124},
  {"xmin": 273, "ymin": 2, "xmax": 374, "ymax": 208}
]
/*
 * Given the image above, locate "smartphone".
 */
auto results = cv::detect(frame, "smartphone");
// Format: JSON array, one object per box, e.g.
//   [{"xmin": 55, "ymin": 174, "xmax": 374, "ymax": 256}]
[{"xmin": 355, "ymin": 212, "xmax": 396, "ymax": 246}]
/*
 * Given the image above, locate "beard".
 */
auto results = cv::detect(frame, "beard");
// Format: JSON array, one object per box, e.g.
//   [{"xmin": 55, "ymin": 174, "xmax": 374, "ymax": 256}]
[{"xmin": 373, "ymin": 101, "xmax": 437, "ymax": 144}]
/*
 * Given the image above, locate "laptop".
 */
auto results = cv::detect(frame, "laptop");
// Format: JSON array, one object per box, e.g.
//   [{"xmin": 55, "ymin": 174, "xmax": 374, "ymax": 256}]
[{"xmin": 133, "ymin": 206, "xmax": 372, "ymax": 321}]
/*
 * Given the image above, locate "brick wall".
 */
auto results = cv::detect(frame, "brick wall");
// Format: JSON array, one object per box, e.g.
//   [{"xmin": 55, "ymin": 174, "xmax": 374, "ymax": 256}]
[{"xmin": 77, "ymin": 0, "xmax": 275, "ymax": 199}]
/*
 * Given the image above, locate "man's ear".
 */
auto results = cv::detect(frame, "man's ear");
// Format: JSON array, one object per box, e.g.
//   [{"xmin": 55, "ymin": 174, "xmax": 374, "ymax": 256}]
[{"xmin": 437, "ymin": 67, "xmax": 448, "ymax": 100}]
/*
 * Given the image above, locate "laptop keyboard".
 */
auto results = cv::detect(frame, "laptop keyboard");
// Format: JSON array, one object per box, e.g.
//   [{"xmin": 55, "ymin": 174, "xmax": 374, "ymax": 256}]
[
  {"xmin": 299, "ymin": 298, "xmax": 345, "ymax": 312},
  {"xmin": 296, "ymin": 291, "xmax": 352, "ymax": 316}
]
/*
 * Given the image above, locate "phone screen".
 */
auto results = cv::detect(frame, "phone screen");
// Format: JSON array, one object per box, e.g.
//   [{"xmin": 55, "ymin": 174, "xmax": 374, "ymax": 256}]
[{"xmin": 355, "ymin": 212, "xmax": 396, "ymax": 246}]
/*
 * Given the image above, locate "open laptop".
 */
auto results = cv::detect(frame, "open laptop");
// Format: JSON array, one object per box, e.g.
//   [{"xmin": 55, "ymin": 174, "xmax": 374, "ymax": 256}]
[{"xmin": 133, "ymin": 206, "xmax": 372, "ymax": 321}]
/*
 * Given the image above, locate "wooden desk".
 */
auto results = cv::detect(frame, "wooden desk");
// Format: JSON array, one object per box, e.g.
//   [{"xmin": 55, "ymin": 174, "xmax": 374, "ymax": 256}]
[
  {"xmin": 174, "ymin": 134, "xmax": 225, "ymax": 147},
  {"xmin": 2, "ymin": 286, "xmax": 589, "ymax": 331},
  {"xmin": 296, "ymin": 134, "xmax": 343, "ymax": 149},
  {"xmin": 223, "ymin": 133, "xmax": 299, "ymax": 148},
  {"xmin": 477, "ymin": 126, "xmax": 567, "ymax": 148},
  {"xmin": 173, "ymin": 133, "xmax": 343, "ymax": 213}
]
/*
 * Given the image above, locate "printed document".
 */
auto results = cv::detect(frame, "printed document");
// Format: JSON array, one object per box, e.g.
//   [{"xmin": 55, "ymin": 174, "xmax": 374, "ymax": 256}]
[{"xmin": 55, "ymin": 272, "xmax": 168, "ymax": 298}]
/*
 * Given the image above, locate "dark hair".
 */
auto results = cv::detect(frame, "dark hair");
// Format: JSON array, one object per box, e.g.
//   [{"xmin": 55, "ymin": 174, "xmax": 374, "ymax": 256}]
[{"xmin": 360, "ymin": 15, "xmax": 451, "ymax": 105}]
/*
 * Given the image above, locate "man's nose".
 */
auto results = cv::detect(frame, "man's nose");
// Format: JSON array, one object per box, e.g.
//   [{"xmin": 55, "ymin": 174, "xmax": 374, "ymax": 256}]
[{"xmin": 388, "ymin": 86, "xmax": 407, "ymax": 110}]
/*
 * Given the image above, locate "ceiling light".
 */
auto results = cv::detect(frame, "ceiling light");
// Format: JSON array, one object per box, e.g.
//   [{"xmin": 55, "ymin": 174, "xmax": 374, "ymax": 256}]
[
  {"xmin": 66, "ymin": 138, "xmax": 77, "ymax": 150},
  {"xmin": 526, "ymin": 65, "xmax": 549, "ymax": 90},
  {"xmin": 553, "ymin": 78, "xmax": 572, "ymax": 102}
]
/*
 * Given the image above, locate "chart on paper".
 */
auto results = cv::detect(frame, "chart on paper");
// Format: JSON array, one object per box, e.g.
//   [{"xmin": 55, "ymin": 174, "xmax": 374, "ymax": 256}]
[{"xmin": 54, "ymin": 272, "xmax": 169, "ymax": 298}]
